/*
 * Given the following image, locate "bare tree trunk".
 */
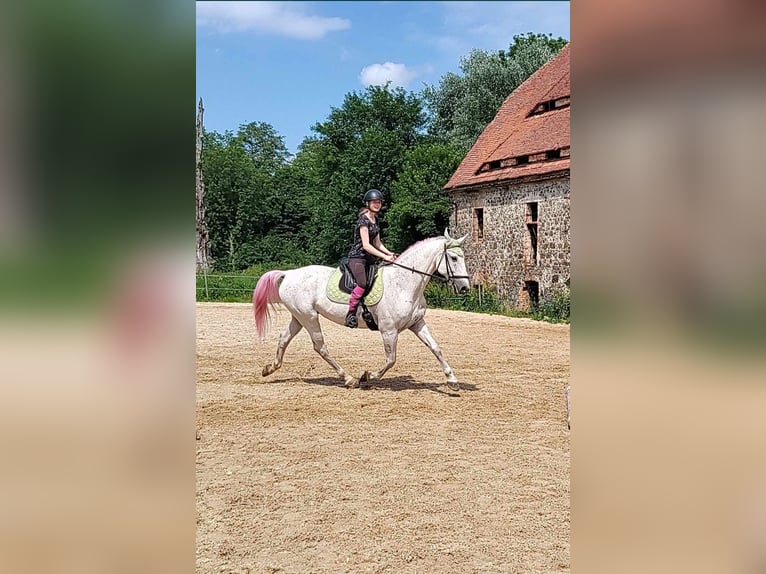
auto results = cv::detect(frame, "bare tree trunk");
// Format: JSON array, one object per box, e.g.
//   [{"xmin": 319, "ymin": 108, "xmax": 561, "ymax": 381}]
[{"xmin": 196, "ymin": 97, "xmax": 213, "ymax": 272}]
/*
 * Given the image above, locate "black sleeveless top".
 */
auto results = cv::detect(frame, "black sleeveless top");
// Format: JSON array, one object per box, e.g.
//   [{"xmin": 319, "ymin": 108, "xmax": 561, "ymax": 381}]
[{"xmin": 348, "ymin": 214, "xmax": 380, "ymax": 262}]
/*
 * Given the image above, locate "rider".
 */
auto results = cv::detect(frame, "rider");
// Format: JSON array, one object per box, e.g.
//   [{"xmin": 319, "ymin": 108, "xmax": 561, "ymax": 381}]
[{"xmin": 345, "ymin": 189, "xmax": 397, "ymax": 328}]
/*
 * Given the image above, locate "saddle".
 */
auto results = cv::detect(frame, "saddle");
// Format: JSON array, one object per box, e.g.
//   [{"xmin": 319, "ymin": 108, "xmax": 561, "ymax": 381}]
[
  {"xmin": 325, "ymin": 259, "xmax": 383, "ymax": 331},
  {"xmin": 338, "ymin": 257, "xmax": 379, "ymax": 295}
]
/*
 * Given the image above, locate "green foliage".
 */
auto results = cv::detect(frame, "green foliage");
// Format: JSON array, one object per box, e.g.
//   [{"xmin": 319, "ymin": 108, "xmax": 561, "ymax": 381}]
[
  {"xmin": 425, "ymin": 281, "xmax": 570, "ymax": 324},
  {"xmin": 424, "ymin": 283, "xmax": 505, "ymax": 313},
  {"xmin": 300, "ymin": 85, "xmax": 428, "ymax": 265},
  {"xmin": 313, "ymin": 84, "xmax": 425, "ymax": 151},
  {"xmin": 387, "ymin": 141, "xmax": 465, "ymax": 251},
  {"xmin": 196, "ymin": 262, "xmax": 304, "ymax": 303},
  {"xmin": 196, "ymin": 272, "xmax": 258, "ymax": 303},
  {"xmin": 202, "ymin": 122, "xmax": 314, "ymax": 271},
  {"xmin": 237, "ymin": 121, "xmax": 291, "ymax": 175},
  {"xmin": 422, "ymin": 32, "xmax": 568, "ymax": 149},
  {"xmin": 532, "ymin": 285, "xmax": 571, "ymax": 323},
  {"xmin": 502, "ymin": 32, "xmax": 568, "ymax": 59},
  {"xmin": 230, "ymin": 234, "xmax": 313, "ymax": 270}
]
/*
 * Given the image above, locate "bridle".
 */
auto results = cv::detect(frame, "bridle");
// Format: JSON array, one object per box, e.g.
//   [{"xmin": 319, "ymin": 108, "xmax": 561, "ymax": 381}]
[{"xmin": 383, "ymin": 244, "xmax": 470, "ymax": 286}]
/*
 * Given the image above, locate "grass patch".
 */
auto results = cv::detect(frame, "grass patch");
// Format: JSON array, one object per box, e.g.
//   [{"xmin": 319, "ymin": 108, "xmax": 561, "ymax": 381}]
[{"xmin": 196, "ymin": 263, "xmax": 297, "ymax": 303}]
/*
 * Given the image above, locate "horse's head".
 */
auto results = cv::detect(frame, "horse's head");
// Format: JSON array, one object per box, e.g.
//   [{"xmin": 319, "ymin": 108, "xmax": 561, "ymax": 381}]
[{"xmin": 440, "ymin": 230, "xmax": 471, "ymax": 294}]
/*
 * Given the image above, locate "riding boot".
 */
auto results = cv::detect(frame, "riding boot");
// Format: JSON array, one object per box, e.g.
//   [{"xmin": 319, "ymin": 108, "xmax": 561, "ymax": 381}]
[{"xmin": 345, "ymin": 286, "xmax": 365, "ymax": 328}]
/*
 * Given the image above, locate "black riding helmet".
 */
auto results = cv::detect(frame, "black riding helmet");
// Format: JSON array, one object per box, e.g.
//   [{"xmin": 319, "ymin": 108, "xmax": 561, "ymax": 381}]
[{"xmin": 363, "ymin": 189, "xmax": 383, "ymax": 203}]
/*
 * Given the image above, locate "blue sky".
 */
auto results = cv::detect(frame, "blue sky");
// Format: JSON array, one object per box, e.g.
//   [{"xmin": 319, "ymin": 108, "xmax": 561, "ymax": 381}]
[{"xmin": 196, "ymin": 1, "xmax": 570, "ymax": 154}]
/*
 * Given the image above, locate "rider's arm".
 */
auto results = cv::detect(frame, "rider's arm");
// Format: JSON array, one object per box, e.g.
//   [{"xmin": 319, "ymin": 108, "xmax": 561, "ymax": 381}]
[
  {"xmin": 361, "ymin": 227, "xmax": 394, "ymax": 262},
  {"xmin": 373, "ymin": 236, "xmax": 397, "ymax": 259}
]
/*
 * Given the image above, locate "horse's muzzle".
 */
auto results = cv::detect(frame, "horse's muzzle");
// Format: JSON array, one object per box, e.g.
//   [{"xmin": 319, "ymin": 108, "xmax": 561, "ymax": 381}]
[{"xmin": 458, "ymin": 285, "xmax": 469, "ymax": 294}]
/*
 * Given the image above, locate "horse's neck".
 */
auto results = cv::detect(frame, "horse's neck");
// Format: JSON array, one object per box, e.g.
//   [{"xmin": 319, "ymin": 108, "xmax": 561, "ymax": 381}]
[
  {"xmin": 392, "ymin": 238, "xmax": 445, "ymax": 294},
  {"xmin": 402, "ymin": 238, "xmax": 444, "ymax": 273}
]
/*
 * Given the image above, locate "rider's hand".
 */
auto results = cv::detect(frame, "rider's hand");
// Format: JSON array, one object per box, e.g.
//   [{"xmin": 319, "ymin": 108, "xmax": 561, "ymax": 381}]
[{"xmin": 387, "ymin": 254, "xmax": 396, "ymax": 263}]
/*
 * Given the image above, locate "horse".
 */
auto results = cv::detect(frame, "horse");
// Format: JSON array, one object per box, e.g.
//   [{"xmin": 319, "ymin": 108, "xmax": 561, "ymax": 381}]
[{"xmin": 253, "ymin": 230, "xmax": 471, "ymax": 390}]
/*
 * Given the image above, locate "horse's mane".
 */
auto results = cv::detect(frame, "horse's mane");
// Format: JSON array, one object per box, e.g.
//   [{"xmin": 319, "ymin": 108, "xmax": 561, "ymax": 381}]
[{"xmin": 398, "ymin": 236, "xmax": 443, "ymax": 260}]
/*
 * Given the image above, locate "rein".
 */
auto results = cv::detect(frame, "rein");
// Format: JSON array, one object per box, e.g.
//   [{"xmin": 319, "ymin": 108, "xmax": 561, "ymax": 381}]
[
  {"xmin": 383, "ymin": 260, "xmax": 448, "ymax": 282},
  {"xmin": 382, "ymin": 245, "xmax": 470, "ymax": 285}
]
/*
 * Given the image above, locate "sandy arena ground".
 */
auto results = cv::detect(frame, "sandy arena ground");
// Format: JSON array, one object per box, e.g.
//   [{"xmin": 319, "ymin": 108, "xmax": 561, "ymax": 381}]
[{"xmin": 197, "ymin": 302, "xmax": 570, "ymax": 573}]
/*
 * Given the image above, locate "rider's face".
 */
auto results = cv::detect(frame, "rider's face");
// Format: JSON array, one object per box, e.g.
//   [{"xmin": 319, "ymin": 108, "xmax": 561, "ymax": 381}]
[{"xmin": 368, "ymin": 199, "xmax": 382, "ymax": 211}]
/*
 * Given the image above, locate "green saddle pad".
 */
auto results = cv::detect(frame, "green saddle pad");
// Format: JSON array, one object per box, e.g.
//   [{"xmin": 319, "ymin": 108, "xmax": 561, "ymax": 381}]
[{"xmin": 326, "ymin": 267, "xmax": 384, "ymax": 306}]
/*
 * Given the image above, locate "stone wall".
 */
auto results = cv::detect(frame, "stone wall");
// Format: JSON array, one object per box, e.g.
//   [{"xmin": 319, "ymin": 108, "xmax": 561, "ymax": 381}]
[{"xmin": 448, "ymin": 175, "xmax": 570, "ymax": 310}]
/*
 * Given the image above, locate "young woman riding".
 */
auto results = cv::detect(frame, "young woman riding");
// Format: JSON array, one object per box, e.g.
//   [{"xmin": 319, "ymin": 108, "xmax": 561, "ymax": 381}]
[{"xmin": 345, "ymin": 189, "xmax": 397, "ymax": 328}]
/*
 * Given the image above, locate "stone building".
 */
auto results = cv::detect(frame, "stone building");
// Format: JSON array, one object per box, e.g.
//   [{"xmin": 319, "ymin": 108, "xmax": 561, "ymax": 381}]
[{"xmin": 444, "ymin": 44, "xmax": 570, "ymax": 311}]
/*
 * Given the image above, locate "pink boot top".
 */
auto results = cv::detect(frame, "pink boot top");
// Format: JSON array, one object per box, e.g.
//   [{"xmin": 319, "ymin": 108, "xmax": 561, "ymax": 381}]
[{"xmin": 348, "ymin": 285, "xmax": 365, "ymax": 312}]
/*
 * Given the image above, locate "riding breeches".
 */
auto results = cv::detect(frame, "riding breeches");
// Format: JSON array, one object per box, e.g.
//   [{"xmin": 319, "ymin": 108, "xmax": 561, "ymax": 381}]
[{"xmin": 347, "ymin": 257, "xmax": 369, "ymax": 290}]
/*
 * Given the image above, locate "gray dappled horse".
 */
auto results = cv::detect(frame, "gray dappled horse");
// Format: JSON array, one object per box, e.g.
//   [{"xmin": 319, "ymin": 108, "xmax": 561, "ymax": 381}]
[{"xmin": 253, "ymin": 230, "xmax": 471, "ymax": 390}]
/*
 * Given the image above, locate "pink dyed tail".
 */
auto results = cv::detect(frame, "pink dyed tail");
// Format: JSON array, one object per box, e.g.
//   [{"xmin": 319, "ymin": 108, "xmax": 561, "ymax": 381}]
[{"xmin": 253, "ymin": 270, "xmax": 285, "ymax": 341}]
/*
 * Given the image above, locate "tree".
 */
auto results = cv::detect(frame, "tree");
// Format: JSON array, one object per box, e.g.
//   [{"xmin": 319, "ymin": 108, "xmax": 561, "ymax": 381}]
[
  {"xmin": 201, "ymin": 122, "xmax": 291, "ymax": 270},
  {"xmin": 502, "ymin": 32, "xmax": 568, "ymax": 59},
  {"xmin": 196, "ymin": 98, "xmax": 213, "ymax": 271},
  {"xmin": 299, "ymin": 84, "xmax": 427, "ymax": 264},
  {"xmin": 236, "ymin": 121, "xmax": 291, "ymax": 175},
  {"xmin": 387, "ymin": 141, "xmax": 465, "ymax": 251},
  {"xmin": 423, "ymin": 33, "xmax": 568, "ymax": 150}
]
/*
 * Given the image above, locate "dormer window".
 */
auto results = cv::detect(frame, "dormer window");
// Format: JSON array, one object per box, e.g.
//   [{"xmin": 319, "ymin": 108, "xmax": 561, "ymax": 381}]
[
  {"xmin": 546, "ymin": 149, "xmax": 561, "ymax": 160},
  {"xmin": 526, "ymin": 95, "xmax": 570, "ymax": 118},
  {"xmin": 475, "ymin": 146, "xmax": 569, "ymax": 174}
]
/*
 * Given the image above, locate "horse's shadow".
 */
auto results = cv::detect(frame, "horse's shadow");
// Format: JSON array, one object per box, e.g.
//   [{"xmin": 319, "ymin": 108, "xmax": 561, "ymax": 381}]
[{"xmin": 299, "ymin": 375, "xmax": 478, "ymax": 396}]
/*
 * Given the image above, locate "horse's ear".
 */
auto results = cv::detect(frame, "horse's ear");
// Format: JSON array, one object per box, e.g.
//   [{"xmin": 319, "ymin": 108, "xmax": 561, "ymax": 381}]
[
  {"xmin": 456, "ymin": 233, "xmax": 468, "ymax": 245},
  {"xmin": 444, "ymin": 228, "xmax": 452, "ymax": 240}
]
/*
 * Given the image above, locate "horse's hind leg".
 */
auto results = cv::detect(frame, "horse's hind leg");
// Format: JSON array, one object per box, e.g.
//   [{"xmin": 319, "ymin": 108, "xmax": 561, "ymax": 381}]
[
  {"xmin": 408, "ymin": 319, "xmax": 460, "ymax": 391},
  {"xmin": 262, "ymin": 317, "xmax": 302, "ymax": 377},
  {"xmin": 302, "ymin": 315, "xmax": 358, "ymax": 388}
]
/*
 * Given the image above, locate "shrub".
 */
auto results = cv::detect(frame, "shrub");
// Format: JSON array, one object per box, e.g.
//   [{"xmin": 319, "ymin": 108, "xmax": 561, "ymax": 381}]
[
  {"xmin": 532, "ymin": 285, "xmax": 570, "ymax": 323},
  {"xmin": 425, "ymin": 282, "xmax": 504, "ymax": 313}
]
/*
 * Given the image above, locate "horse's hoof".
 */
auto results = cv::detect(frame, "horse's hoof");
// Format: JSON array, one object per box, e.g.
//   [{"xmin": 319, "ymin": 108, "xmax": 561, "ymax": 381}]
[
  {"xmin": 359, "ymin": 371, "xmax": 373, "ymax": 387},
  {"xmin": 262, "ymin": 365, "xmax": 273, "ymax": 377},
  {"xmin": 446, "ymin": 380, "xmax": 460, "ymax": 392},
  {"xmin": 345, "ymin": 377, "xmax": 359, "ymax": 389}
]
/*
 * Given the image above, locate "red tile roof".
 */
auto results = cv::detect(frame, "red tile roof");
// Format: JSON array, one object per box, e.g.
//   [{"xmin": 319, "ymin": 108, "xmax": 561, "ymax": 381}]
[{"xmin": 445, "ymin": 43, "xmax": 570, "ymax": 191}]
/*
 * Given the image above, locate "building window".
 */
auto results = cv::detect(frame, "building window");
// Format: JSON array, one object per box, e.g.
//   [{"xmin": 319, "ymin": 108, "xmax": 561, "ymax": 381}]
[
  {"xmin": 526, "ymin": 96, "xmax": 570, "ymax": 118},
  {"xmin": 526, "ymin": 202, "xmax": 538, "ymax": 265},
  {"xmin": 477, "ymin": 148, "xmax": 566, "ymax": 173},
  {"xmin": 473, "ymin": 208, "xmax": 484, "ymax": 241},
  {"xmin": 546, "ymin": 149, "xmax": 562, "ymax": 160}
]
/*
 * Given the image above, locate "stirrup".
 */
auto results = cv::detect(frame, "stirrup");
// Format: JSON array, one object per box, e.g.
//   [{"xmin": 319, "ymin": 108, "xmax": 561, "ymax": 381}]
[
  {"xmin": 361, "ymin": 307, "xmax": 378, "ymax": 331},
  {"xmin": 345, "ymin": 312, "xmax": 358, "ymax": 328}
]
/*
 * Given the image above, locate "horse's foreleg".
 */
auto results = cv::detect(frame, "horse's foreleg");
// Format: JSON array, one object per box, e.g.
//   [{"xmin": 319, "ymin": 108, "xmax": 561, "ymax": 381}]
[
  {"xmin": 303, "ymin": 316, "xmax": 357, "ymax": 388},
  {"xmin": 262, "ymin": 317, "xmax": 302, "ymax": 377},
  {"xmin": 408, "ymin": 319, "xmax": 459, "ymax": 391},
  {"xmin": 364, "ymin": 330, "xmax": 399, "ymax": 383}
]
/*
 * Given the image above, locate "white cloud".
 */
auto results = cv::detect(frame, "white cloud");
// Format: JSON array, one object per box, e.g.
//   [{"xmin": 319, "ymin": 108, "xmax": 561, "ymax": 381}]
[
  {"xmin": 196, "ymin": 1, "xmax": 350, "ymax": 39},
  {"xmin": 359, "ymin": 62, "xmax": 418, "ymax": 89}
]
